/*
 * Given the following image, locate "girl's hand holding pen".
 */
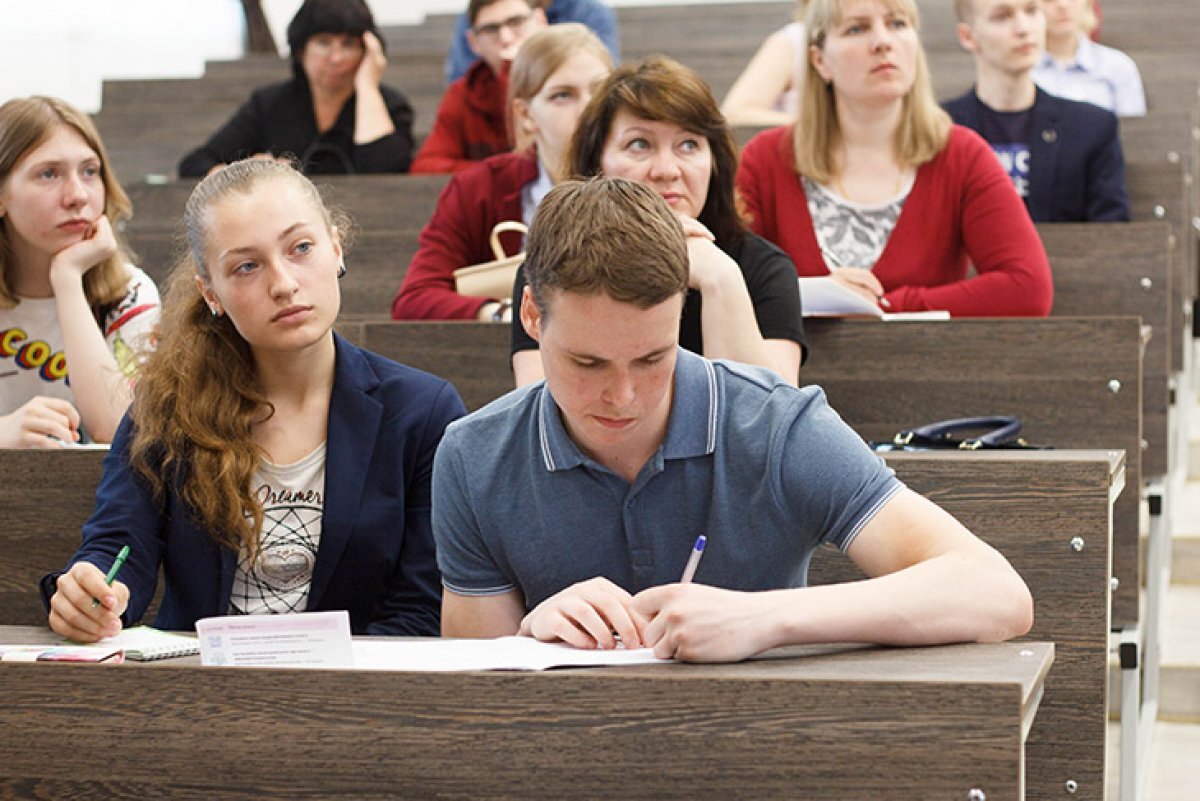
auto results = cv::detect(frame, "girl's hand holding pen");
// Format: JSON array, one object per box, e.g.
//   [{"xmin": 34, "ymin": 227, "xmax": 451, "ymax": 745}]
[{"xmin": 48, "ymin": 561, "xmax": 130, "ymax": 643}]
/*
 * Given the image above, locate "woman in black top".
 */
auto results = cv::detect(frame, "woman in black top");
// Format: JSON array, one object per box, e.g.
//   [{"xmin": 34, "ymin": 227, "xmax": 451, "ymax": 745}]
[
  {"xmin": 179, "ymin": 0, "xmax": 415, "ymax": 177},
  {"xmin": 511, "ymin": 56, "xmax": 806, "ymax": 387}
]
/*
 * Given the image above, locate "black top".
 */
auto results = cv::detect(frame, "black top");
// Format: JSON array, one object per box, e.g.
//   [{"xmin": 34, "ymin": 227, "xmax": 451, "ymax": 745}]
[
  {"xmin": 179, "ymin": 75, "xmax": 416, "ymax": 177},
  {"xmin": 510, "ymin": 231, "xmax": 808, "ymax": 362}
]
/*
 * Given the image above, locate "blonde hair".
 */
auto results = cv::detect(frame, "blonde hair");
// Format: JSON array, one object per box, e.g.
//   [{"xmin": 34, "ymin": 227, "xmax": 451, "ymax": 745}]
[
  {"xmin": 0, "ymin": 96, "xmax": 134, "ymax": 310},
  {"xmin": 507, "ymin": 23, "xmax": 612, "ymax": 155},
  {"xmin": 128, "ymin": 159, "xmax": 348, "ymax": 555},
  {"xmin": 794, "ymin": 0, "xmax": 951, "ymax": 184}
]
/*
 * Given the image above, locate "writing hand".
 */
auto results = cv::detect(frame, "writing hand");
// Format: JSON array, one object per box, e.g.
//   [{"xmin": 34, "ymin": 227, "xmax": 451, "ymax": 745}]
[
  {"xmin": 48, "ymin": 561, "xmax": 130, "ymax": 643},
  {"xmin": 0, "ymin": 396, "xmax": 80, "ymax": 449},
  {"xmin": 355, "ymin": 31, "xmax": 388, "ymax": 90},
  {"xmin": 828, "ymin": 266, "xmax": 887, "ymax": 307},
  {"xmin": 633, "ymin": 583, "xmax": 776, "ymax": 662},
  {"xmin": 518, "ymin": 577, "xmax": 647, "ymax": 650}
]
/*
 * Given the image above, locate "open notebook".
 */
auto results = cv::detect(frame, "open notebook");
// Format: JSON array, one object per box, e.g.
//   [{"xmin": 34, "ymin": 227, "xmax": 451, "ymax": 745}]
[{"xmin": 92, "ymin": 626, "xmax": 199, "ymax": 661}]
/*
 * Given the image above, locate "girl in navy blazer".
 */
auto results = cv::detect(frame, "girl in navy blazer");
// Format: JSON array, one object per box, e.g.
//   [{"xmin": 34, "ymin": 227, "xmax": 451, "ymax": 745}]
[{"xmin": 44, "ymin": 159, "xmax": 466, "ymax": 641}]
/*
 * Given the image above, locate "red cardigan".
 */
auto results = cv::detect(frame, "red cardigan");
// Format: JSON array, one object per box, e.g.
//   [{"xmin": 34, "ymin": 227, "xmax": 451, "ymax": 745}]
[
  {"xmin": 736, "ymin": 125, "xmax": 1053, "ymax": 316},
  {"xmin": 393, "ymin": 149, "xmax": 538, "ymax": 320},
  {"xmin": 411, "ymin": 60, "xmax": 511, "ymax": 175}
]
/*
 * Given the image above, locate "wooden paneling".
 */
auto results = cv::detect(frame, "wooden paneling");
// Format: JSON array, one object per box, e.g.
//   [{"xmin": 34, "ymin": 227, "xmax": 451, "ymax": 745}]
[
  {"xmin": 0, "ymin": 631, "xmax": 1050, "ymax": 800},
  {"xmin": 821, "ymin": 451, "xmax": 1121, "ymax": 801}
]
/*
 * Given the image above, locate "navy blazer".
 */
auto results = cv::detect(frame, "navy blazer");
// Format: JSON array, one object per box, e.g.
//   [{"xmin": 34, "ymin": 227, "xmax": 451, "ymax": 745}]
[
  {"xmin": 944, "ymin": 87, "xmax": 1130, "ymax": 223},
  {"xmin": 41, "ymin": 335, "xmax": 466, "ymax": 636}
]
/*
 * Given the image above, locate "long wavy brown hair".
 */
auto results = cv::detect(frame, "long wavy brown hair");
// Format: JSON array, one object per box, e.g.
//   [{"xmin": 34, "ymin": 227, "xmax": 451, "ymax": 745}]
[
  {"xmin": 128, "ymin": 159, "xmax": 347, "ymax": 554},
  {"xmin": 0, "ymin": 96, "xmax": 135, "ymax": 310}
]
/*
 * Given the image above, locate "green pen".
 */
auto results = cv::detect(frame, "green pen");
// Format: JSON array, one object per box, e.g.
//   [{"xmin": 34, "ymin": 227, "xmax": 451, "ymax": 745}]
[{"xmin": 91, "ymin": 545, "xmax": 131, "ymax": 609}]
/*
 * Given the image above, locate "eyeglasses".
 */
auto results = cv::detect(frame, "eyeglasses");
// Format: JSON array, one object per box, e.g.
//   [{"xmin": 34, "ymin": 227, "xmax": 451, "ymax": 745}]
[
  {"xmin": 306, "ymin": 35, "xmax": 365, "ymax": 57},
  {"xmin": 473, "ymin": 12, "xmax": 533, "ymax": 40}
]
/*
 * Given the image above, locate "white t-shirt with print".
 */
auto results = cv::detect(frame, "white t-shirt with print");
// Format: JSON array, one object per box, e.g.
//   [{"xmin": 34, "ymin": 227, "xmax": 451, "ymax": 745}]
[
  {"xmin": 229, "ymin": 443, "xmax": 328, "ymax": 617},
  {"xmin": 0, "ymin": 265, "xmax": 160, "ymax": 424}
]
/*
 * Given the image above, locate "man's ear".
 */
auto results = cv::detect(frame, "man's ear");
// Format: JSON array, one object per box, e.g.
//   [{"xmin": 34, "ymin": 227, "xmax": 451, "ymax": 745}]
[
  {"xmin": 956, "ymin": 20, "xmax": 978, "ymax": 53},
  {"xmin": 467, "ymin": 29, "xmax": 482, "ymax": 59},
  {"xmin": 519, "ymin": 285, "xmax": 542, "ymax": 343}
]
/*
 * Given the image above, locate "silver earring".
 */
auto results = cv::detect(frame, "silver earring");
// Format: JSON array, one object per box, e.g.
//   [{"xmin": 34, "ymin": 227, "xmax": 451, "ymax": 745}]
[
  {"xmin": 337, "ymin": 260, "xmax": 347, "ymax": 278},
  {"xmin": 210, "ymin": 305, "xmax": 221, "ymax": 317}
]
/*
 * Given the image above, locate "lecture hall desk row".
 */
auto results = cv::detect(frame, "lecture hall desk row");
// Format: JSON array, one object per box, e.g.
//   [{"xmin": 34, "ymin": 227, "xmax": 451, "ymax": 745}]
[
  {"xmin": 0, "ymin": 626, "xmax": 1052, "ymax": 801},
  {"xmin": 1, "ymin": 446, "xmax": 1119, "ymax": 799}
]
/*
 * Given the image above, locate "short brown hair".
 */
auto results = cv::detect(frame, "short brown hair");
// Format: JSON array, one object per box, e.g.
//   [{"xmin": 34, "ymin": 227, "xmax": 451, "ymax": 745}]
[
  {"xmin": 0, "ymin": 96, "xmax": 134, "ymax": 310},
  {"xmin": 524, "ymin": 176, "xmax": 688, "ymax": 318},
  {"xmin": 569, "ymin": 55, "xmax": 746, "ymax": 246},
  {"xmin": 468, "ymin": 0, "xmax": 536, "ymax": 25}
]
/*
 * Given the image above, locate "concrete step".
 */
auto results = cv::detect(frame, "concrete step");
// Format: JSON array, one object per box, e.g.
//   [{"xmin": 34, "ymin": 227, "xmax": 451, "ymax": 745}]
[
  {"xmin": 1161, "ymin": 585, "xmax": 1200, "ymax": 722},
  {"xmin": 1166, "ymin": 478, "xmax": 1200, "ymax": 583},
  {"xmin": 1106, "ymin": 720, "xmax": 1200, "ymax": 800},
  {"xmin": 1138, "ymin": 531, "xmax": 1200, "ymax": 585},
  {"xmin": 1108, "ymin": 585, "xmax": 1200, "ymax": 723}
]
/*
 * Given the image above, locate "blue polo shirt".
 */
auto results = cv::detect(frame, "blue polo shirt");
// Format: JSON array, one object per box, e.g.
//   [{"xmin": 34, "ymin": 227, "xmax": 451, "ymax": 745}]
[{"xmin": 432, "ymin": 349, "xmax": 902, "ymax": 609}]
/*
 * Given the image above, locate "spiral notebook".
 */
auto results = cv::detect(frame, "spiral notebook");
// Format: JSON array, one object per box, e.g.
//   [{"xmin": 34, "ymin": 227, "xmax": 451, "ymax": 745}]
[{"xmin": 96, "ymin": 626, "xmax": 199, "ymax": 661}]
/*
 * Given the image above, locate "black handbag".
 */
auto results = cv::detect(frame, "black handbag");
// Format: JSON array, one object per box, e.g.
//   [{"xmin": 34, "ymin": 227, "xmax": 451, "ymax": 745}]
[{"xmin": 870, "ymin": 416, "xmax": 1050, "ymax": 451}]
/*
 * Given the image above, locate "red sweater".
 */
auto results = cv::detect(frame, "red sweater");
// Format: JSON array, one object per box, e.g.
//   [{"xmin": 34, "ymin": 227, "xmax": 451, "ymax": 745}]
[
  {"xmin": 736, "ymin": 125, "xmax": 1053, "ymax": 316},
  {"xmin": 393, "ymin": 150, "xmax": 538, "ymax": 320},
  {"xmin": 411, "ymin": 60, "xmax": 511, "ymax": 175}
]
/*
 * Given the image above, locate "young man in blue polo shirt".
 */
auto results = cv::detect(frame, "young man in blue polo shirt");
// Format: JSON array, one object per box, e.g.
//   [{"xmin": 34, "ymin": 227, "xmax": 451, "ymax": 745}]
[{"xmin": 432, "ymin": 177, "xmax": 1032, "ymax": 662}]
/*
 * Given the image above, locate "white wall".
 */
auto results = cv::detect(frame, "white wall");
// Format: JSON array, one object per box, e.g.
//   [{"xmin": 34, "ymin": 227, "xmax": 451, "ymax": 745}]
[{"xmin": 0, "ymin": 0, "xmax": 245, "ymax": 112}]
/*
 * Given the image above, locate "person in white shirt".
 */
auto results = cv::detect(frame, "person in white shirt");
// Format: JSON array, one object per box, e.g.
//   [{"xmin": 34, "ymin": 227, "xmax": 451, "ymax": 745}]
[
  {"xmin": 1032, "ymin": 0, "xmax": 1145, "ymax": 116},
  {"xmin": 0, "ymin": 96, "xmax": 160, "ymax": 448}
]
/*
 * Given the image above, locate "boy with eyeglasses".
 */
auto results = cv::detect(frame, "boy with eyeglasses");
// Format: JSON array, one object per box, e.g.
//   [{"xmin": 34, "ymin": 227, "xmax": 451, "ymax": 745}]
[
  {"xmin": 444, "ymin": 1, "xmax": 619, "ymax": 85},
  {"xmin": 412, "ymin": 0, "xmax": 548, "ymax": 174}
]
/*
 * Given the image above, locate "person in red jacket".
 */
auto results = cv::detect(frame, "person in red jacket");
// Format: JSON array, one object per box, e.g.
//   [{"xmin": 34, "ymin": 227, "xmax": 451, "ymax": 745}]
[
  {"xmin": 736, "ymin": 0, "xmax": 1052, "ymax": 317},
  {"xmin": 411, "ymin": 0, "xmax": 548, "ymax": 174},
  {"xmin": 394, "ymin": 25, "xmax": 612, "ymax": 320}
]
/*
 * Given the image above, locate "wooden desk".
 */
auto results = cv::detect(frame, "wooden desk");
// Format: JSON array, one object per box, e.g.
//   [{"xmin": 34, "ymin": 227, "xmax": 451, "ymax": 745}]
[{"xmin": 0, "ymin": 627, "xmax": 1051, "ymax": 801}]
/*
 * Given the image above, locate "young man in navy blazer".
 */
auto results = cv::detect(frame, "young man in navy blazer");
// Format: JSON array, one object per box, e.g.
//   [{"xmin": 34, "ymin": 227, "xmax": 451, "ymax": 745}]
[{"xmin": 944, "ymin": 0, "xmax": 1129, "ymax": 223}]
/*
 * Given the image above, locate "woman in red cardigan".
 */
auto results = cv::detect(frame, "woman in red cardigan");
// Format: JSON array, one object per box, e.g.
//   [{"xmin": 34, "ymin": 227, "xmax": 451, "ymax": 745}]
[
  {"xmin": 736, "ymin": 0, "xmax": 1052, "ymax": 317},
  {"xmin": 392, "ymin": 25, "xmax": 611, "ymax": 321}
]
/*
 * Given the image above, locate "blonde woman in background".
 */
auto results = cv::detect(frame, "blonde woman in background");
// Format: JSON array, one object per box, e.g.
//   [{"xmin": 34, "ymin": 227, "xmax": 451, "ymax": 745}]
[
  {"xmin": 721, "ymin": 1, "xmax": 809, "ymax": 126},
  {"xmin": 736, "ymin": 0, "xmax": 1053, "ymax": 317}
]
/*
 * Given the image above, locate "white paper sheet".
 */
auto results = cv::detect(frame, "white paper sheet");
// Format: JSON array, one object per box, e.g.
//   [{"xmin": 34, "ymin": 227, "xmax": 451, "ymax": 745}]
[{"xmin": 350, "ymin": 636, "xmax": 671, "ymax": 672}]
